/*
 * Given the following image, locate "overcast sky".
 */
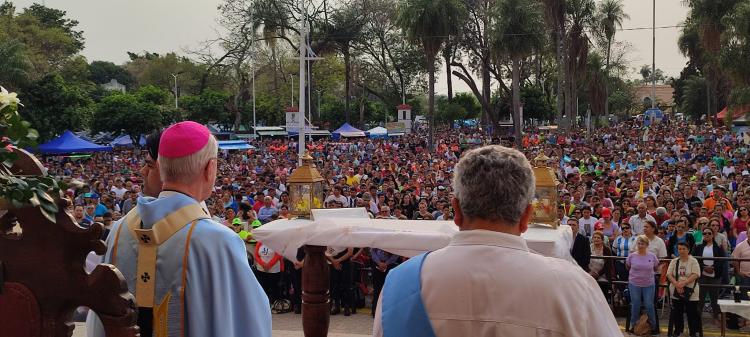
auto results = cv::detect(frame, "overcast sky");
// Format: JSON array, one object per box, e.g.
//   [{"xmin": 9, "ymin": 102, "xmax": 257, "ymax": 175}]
[{"xmin": 13, "ymin": 0, "xmax": 689, "ymax": 94}]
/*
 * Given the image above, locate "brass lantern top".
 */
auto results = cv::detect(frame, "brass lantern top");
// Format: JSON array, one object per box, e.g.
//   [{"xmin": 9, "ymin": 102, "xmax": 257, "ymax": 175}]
[
  {"xmin": 532, "ymin": 153, "xmax": 558, "ymax": 187},
  {"xmin": 288, "ymin": 151, "xmax": 325, "ymax": 184},
  {"xmin": 530, "ymin": 153, "xmax": 560, "ymax": 229}
]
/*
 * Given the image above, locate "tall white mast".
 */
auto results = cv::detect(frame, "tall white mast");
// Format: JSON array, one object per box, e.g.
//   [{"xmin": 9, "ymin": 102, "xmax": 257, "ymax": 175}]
[{"xmin": 297, "ymin": 22, "xmax": 308, "ymax": 166}]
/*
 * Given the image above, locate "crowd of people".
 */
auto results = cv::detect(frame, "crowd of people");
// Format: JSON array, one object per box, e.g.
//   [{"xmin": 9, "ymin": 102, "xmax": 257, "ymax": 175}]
[{"xmin": 46, "ymin": 118, "xmax": 750, "ymax": 334}]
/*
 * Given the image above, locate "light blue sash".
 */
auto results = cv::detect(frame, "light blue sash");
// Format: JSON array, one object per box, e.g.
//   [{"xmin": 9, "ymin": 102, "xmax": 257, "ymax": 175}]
[{"xmin": 382, "ymin": 253, "xmax": 436, "ymax": 337}]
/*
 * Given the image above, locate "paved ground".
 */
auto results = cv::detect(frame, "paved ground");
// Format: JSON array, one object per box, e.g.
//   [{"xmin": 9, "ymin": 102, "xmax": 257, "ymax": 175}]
[{"xmin": 73, "ymin": 307, "xmax": 749, "ymax": 337}]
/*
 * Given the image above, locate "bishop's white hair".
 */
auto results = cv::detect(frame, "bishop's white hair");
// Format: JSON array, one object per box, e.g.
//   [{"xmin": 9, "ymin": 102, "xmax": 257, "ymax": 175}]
[{"xmin": 158, "ymin": 135, "xmax": 218, "ymax": 184}]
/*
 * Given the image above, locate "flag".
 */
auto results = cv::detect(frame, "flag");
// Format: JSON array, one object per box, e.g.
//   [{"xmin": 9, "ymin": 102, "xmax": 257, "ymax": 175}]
[{"xmin": 638, "ymin": 169, "xmax": 645, "ymax": 199}]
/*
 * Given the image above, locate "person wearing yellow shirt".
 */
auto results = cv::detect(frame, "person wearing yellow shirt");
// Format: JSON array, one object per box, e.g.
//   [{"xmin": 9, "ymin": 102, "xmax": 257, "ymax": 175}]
[{"xmin": 345, "ymin": 168, "xmax": 360, "ymax": 186}]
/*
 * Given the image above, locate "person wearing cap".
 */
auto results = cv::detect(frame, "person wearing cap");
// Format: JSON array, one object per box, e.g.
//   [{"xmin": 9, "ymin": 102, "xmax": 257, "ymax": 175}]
[
  {"xmin": 373, "ymin": 145, "xmax": 620, "ymax": 337},
  {"xmin": 86, "ymin": 121, "xmax": 271, "ymax": 337},
  {"xmin": 595, "ymin": 207, "xmax": 619, "ymax": 243},
  {"xmin": 703, "ymin": 185, "xmax": 733, "ymax": 212}
]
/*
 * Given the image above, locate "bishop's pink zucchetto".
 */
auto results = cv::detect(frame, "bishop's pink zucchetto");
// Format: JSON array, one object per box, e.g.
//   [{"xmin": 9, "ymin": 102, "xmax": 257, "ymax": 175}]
[{"xmin": 158, "ymin": 121, "xmax": 210, "ymax": 158}]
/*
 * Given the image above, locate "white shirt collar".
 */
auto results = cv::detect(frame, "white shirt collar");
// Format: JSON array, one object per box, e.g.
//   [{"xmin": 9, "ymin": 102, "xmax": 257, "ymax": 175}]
[{"xmin": 450, "ymin": 229, "xmax": 529, "ymax": 252}]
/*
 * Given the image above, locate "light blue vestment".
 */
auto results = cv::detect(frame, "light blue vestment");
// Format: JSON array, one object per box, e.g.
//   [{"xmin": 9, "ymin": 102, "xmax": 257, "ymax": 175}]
[
  {"xmin": 86, "ymin": 192, "xmax": 271, "ymax": 337},
  {"xmin": 381, "ymin": 253, "xmax": 436, "ymax": 337}
]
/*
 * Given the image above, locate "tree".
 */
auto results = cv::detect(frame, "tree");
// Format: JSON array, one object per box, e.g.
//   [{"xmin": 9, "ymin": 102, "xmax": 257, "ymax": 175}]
[
  {"xmin": 521, "ymin": 85, "xmax": 555, "ymax": 122},
  {"xmin": 92, "ymin": 93, "xmax": 162, "ymax": 144},
  {"xmin": 398, "ymin": 0, "xmax": 466, "ymax": 149},
  {"xmin": 135, "ymin": 85, "xmax": 171, "ymax": 106},
  {"xmin": 452, "ymin": 0, "xmax": 504, "ymax": 130},
  {"xmin": 1, "ymin": 3, "xmax": 85, "ymax": 80},
  {"xmin": 542, "ymin": 0, "xmax": 567, "ymax": 126},
  {"xmin": 596, "ymin": 0, "xmax": 628, "ymax": 120},
  {"xmin": 681, "ymin": 0, "xmax": 739, "ymax": 125},
  {"xmin": 19, "ymin": 74, "xmax": 94, "ymax": 141},
  {"xmin": 125, "ymin": 52, "xmax": 204, "ymax": 95},
  {"xmin": 585, "ymin": 52, "xmax": 606, "ymax": 118},
  {"xmin": 357, "ymin": 0, "xmax": 427, "ymax": 108},
  {"xmin": 491, "ymin": 0, "xmax": 545, "ymax": 146},
  {"xmin": 720, "ymin": 1, "xmax": 750, "ymax": 111},
  {"xmin": 453, "ymin": 92, "xmax": 481, "ymax": 120},
  {"xmin": 321, "ymin": 3, "xmax": 366, "ymax": 125},
  {"xmin": 436, "ymin": 94, "xmax": 471, "ymax": 125},
  {"xmin": 88, "ymin": 61, "xmax": 135, "ymax": 88},
  {"xmin": 565, "ymin": 0, "xmax": 597, "ymax": 127},
  {"xmin": 680, "ymin": 75, "xmax": 708, "ymax": 122},
  {"xmin": 58, "ymin": 55, "xmax": 91, "ymax": 85},
  {"xmin": 180, "ymin": 90, "xmax": 231, "ymax": 124},
  {"xmin": 639, "ymin": 65, "xmax": 666, "ymax": 84},
  {"xmin": 0, "ymin": 40, "xmax": 31, "ymax": 91},
  {"xmin": 22, "ymin": 4, "xmax": 85, "ymax": 52}
]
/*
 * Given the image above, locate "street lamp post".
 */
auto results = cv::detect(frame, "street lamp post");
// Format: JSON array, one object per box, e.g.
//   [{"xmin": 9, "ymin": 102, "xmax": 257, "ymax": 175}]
[
  {"xmin": 171, "ymin": 73, "xmax": 179, "ymax": 109},
  {"xmin": 252, "ymin": 63, "xmax": 256, "ymax": 137},
  {"xmin": 290, "ymin": 74, "xmax": 295, "ymax": 107},
  {"xmin": 651, "ymin": 0, "xmax": 656, "ymax": 109}
]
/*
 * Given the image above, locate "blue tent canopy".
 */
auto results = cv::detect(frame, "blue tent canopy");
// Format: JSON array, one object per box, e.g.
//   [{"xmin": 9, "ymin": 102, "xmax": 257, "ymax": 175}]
[
  {"xmin": 643, "ymin": 108, "xmax": 665, "ymax": 126},
  {"xmin": 218, "ymin": 140, "xmax": 255, "ymax": 150},
  {"xmin": 38, "ymin": 130, "xmax": 113, "ymax": 154},
  {"xmin": 110, "ymin": 134, "xmax": 146, "ymax": 147},
  {"xmin": 332, "ymin": 123, "xmax": 365, "ymax": 139}
]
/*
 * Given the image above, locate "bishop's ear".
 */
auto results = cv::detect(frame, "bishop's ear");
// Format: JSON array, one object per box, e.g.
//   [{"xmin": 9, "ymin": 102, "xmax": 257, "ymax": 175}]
[{"xmin": 451, "ymin": 197, "xmax": 464, "ymax": 229}]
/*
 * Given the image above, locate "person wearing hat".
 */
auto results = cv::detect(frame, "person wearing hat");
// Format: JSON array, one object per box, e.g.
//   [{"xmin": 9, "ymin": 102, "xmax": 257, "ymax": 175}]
[
  {"xmin": 86, "ymin": 121, "xmax": 271, "ymax": 337},
  {"xmin": 704, "ymin": 184, "xmax": 733, "ymax": 213}
]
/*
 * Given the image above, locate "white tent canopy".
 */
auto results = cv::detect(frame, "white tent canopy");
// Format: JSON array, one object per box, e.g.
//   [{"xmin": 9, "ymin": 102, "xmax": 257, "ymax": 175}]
[{"xmin": 367, "ymin": 126, "xmax": 388, "ymax": 136}]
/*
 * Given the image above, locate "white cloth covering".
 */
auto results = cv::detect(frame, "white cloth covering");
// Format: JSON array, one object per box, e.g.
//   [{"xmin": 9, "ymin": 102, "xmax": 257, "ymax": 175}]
[
  {"xmin": 718, "ymin": 299, "xmax": 750, "ymax": 320},
  {"xmin": 252, "ymin": 208, "xmax": 575, "ymax": 262}
]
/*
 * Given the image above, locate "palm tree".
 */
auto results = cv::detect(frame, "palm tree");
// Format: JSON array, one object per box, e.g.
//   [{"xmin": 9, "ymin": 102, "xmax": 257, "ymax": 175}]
[
  {"xmin": 323, "ymin": 5, "xmax": 366, "ymax": 125},
  {"xmin": 565, "ymin": 0, "xmax": 596, "ymax": 128},
  {"xmin": 541, "ymin": 0, "xmax": 567, "ymax": 126},
  {"xmin": 597, "ymin": 0, "xmax": 628, "ymax": 121},
  {"xmin": 491, "ymin": 0, "xmax": 545, "ymax": 147},
  {"xmin": 397, "ymin": 0, "xmax": 465, "ymax": 150},
  {"xmin": 586, "ymin": 52, "xmax": 606, "ymax": 119}
]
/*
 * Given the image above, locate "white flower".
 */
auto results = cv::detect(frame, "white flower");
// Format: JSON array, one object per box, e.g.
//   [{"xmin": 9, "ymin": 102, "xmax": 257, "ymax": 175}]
[{"xmin": 0, "ymin": 86, "xmax": 21, "ymax": 111}]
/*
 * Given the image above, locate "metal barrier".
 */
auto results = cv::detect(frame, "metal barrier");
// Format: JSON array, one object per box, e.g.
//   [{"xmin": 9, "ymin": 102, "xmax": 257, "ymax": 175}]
[{"xmin": 589, "ymin": 255, "xmax": 750, "ymax": 336}]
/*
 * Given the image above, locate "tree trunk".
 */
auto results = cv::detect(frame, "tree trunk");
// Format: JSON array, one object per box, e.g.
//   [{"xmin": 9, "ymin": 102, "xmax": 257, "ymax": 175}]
[
  {"xmin": 344, "ymin": 48, "xmax": 351, "ymax": 124},
  {"xmin": 604, "ymin": 39, "xmax": 611, "ymax": 121},
  {"xmin": 481, "ymin": 58, "xmax": 492, "ymax": 130},
  {"xmin": 428, "ymin": 57, "xmax": 436, "ymax": 151},
  {"xmin": 272, "ymin": 46, "xmax": 279, "ymax": 97},
  {"xmin": 445, "ymin": 49, "xmax": 453, "ymax": 103},
  {"xmin": 570, "ymin": 75, "xmax": 577, "ymax": 128},
  {"xmin": 556, "ymin": 24, "xmax": 565, "ymax": 128},
  {"xmin": 564, "ymin": 53, "xmax": 573, "ymax": 129},
  {"xmin": 512, "ymin": 58, "xmax": 522, "ymax": 148},
  {"xmin": 359, "ymin": 81, "xmax": 365, "ymax": 128}
]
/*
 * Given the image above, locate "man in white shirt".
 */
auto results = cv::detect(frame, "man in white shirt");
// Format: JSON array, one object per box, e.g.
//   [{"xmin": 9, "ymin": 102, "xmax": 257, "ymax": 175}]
[
  {"xmin": 110, "ymin": 179, "xmax": 128, "ymax": 199},
  {"xmin": 324, "ymin": 186, "xmax": 349, "ymax": 206},
  {"xmin": 373, "ymin": 145, "xmax": 621, "ymax": 337},
  {"xmin": 629, "ymin": 202, "xmax": 656, "ymax": 235}
]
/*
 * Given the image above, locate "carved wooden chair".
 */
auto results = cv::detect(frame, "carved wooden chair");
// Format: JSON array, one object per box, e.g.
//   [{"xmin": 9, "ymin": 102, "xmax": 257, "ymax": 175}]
[{"xmin": 0, "ymin": 149, "xmax": 139, "ymax": 337}]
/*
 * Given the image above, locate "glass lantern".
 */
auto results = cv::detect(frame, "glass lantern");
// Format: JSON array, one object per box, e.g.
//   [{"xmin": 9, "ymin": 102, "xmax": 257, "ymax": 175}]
[
  {"xmin": 531, "ymin": 153, "xmax": 560, "ymax": 228},
  {"xmin": 287, "ymin": 151, "xmax": 326, "ymax": 218}
]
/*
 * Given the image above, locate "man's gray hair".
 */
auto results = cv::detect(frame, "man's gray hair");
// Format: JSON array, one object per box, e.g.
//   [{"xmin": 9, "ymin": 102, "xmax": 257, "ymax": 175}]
[
  {"xmin": 159, "ymin": 135, "xmax": 218, "ymax": 184},
  {"xmin": 452, "ymin": 145, "xmax": 535, "ymax": 224}
]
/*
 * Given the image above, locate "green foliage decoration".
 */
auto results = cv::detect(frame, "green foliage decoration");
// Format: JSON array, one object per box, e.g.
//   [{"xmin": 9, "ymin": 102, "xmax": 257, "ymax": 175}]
[{"xmin": 0, "ymin": 86, "xmax": 65, "ymax": 222}]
